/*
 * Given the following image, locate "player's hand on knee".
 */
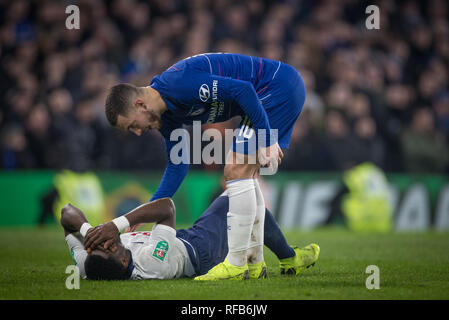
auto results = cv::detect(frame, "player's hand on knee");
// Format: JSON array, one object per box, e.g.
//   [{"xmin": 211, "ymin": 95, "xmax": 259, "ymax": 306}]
[
  {"xmin": 277, "ymin": 144, "xmax": 284, "ymax": 165},
  {"xmin": 258, "ymin": 142, "xmax": 280, "ymax": 168}
]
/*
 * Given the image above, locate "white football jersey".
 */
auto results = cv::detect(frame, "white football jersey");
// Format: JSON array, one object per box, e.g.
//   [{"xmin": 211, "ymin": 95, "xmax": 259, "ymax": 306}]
[
  {"xmin": 65, "ymin": 232, "xmax": 88, "ymax": 279},
  {"xmin": 65, "ymin": 224, "xmax": 195, "ymax": 280},
  {"xmin": 121, "ymin": 224, "xmax": 193, "ymax": 280}
]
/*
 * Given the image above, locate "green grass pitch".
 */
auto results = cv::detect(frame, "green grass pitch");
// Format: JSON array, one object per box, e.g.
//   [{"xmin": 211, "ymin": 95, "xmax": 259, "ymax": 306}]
[{"xmin": 1, "ymin": 226, "xmax": 448, "ymax": 300}]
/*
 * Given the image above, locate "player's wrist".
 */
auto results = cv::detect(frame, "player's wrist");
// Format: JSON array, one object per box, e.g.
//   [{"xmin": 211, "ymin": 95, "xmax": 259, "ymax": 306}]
[
  {"xmin": 256, "ymin": 128, "xmax": 277, "ymax": 149},
  {"xmin": 80, "ymin": 222, "xmax": 93, "ymax": 237},
  {"xmin": 267, "ymin": 130, "xmax": 277, "ymax": 146},
  {"xmin": 112, "ymin": 216, "xmax": 130, "ymax": 233}
]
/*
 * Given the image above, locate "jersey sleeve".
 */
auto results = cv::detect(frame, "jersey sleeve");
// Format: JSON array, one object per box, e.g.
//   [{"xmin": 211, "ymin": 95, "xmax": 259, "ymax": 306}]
[
  {"xmin": 223, "ymin": 77, "xmax": 273, "ymax": 134},
  {"xmin": 150, "ymin": 132, "xmax": 190, "ymax": 201},
  {"xmin": 134, "ymin": 224, "xmax": 178, "ymax": 279},
  {"xmin": 65, "ymin": 233, "xmax": 87, "ymax": 279}
]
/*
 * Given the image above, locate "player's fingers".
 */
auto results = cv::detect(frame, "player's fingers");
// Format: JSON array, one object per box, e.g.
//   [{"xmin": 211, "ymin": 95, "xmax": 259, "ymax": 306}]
[
  {"xmin": 90, "ymin": 233, "xmax": 107, "ymax": 250},
  {"xmin": 271, "ymin": 158, "xmax": 278, "ymax": 174},
  {"xmin": 96, "ymin": 242, "xmax": 108, "ymax": 252},
  {"xmin": 110, "ymin": 243, "xmax": 118, "ymax": 253},
  {"xmin": 279, "ymin": 147, "xmax": 284, "ymax": 159},
  {"xmin": 84, "ymin": 227, "xmax": 96, "ymax": 240},
  {"xmin": 103, "ymin": 238, "xmax": 115, "ymax": 250},
  {"xmin": 258, "ymin": 153, "xmax": 268, "ymax": 166},
  {"xmin": 84, "ymin": 229, "xmax": 101, "ymax": 250},
  {"xmin": 83, "ymin": 229, "xmax": 97, "ymax": 249},
  {"xmin": 84, "ymin": 235, "xmax": 95, "ymax": 250}
]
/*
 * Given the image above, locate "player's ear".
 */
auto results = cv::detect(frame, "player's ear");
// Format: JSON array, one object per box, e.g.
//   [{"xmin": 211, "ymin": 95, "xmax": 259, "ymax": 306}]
[
  {"xmin": 120, "ymin": 256, "xmax": 127, "ymax": 268},
  {"xmin": 134, "ymin": 99, "xmax": 147, "ymax": 111},
  {"xmin": 120, "ymin": 249, "xmax": 131, "ymax": 268}
]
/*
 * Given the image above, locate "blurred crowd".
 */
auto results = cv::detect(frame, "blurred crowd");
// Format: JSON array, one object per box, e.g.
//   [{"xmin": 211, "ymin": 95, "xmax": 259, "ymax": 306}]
[{"xmin": 0, "ymin": 0, "xmax": 448, "ymax": 173}]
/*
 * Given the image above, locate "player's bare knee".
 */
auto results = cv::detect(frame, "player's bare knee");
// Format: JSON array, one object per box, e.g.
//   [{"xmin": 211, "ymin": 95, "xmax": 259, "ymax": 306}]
[
  {"xmin": 223, "ymin": 163, "xmax": 234, "ymax": 181},
  {"xmin": 224, "ymin": 163, "xmax": 245, "ymax": 181},
  {"xmin": 224, "ymin": 163, "xmax": 257, "ymax": 181}
]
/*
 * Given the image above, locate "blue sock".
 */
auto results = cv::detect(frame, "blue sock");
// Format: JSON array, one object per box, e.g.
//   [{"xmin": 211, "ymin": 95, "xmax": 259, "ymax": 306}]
[{"xmin": 264, "ymin": 208, "xmax": 295, "ymax": 259}]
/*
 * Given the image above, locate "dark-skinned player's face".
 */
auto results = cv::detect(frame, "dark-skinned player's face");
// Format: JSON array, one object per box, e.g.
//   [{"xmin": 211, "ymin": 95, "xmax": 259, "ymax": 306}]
[
  {"xmin": 116, "ymin": 101, "xmax": 162, "ymax": 136},
  {"xmin": 90, "ymin": 242, "xmax": 129, "ymax": 268}
]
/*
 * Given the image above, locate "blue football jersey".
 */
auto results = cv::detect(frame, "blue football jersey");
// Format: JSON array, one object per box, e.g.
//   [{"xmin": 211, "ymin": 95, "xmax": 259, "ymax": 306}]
[
  {"xmin": 149, "ymin": 53, "xmax": 295, "ymax": 202},
  {"xmin": 150, "ymin": 53, "xmax": 283, "ymax": 139}
]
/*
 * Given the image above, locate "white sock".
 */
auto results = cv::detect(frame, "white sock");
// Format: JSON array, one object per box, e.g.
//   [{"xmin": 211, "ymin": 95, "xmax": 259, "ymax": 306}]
[
  {"xmin": 247, "ymin": 178, "xmax": 265, "ymax": 264},
  {"xmin": 226, "ymin": 179, "xmax": 257, "ymax": 267}
]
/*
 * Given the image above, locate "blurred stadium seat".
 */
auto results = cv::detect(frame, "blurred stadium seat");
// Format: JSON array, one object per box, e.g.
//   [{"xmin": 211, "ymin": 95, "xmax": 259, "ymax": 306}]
[{"xmin": 0, "ymin": 0, "xmax": 447, "ymax": 173}]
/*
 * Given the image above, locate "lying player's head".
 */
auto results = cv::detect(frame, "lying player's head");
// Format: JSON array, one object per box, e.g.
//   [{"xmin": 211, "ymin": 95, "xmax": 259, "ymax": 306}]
[
  {"xmin": 105, "ymin": 83, "xmax": 161, "ymax": 136},
  {"xmin": 84, "ymin": 243, "xmax": 134, "ymax": 280}
]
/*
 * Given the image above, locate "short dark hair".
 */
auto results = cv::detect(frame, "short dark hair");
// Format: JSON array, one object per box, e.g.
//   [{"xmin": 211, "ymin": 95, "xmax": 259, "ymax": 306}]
[
  {"xmin": 104, "ymin": 83, "xmax": 139, "ymax": 126},
  {"xmin": 84, "ymin": 250, "xmax": 130, "ymax": 280}
]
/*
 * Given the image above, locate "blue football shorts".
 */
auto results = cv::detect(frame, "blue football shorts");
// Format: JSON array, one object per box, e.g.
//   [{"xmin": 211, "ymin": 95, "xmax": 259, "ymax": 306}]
[{"xmin": 232, "ymin": 63, "xmax": 306, "ymax": 155}]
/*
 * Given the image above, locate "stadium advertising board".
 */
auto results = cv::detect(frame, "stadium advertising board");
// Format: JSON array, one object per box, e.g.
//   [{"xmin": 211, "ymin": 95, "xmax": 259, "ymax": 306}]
[{"xmin": 0, "ymin": 171, "xmax": 447, "ymax": 231}]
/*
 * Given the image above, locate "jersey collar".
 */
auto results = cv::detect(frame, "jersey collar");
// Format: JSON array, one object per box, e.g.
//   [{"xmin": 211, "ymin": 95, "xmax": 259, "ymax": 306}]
[{"xmin": 125, "ymin": 252, "xmax": 135, "ymax": 279}]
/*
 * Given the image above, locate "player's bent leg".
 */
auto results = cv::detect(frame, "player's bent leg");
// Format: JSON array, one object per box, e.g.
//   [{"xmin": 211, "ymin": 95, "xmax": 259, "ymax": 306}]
[
  {"xmin": 224, "ymin": 152, "xmax": 260, "ymax": 266},
  {"xmin": 263, "ymin": 208, "xmax": 296, "ymax": 259},
  {"xmin": 195, "ymin": 153, "xmax": 259, "ymax": 281},
  {"xmin": 247, "ymin": 178, "xmax": 267, "ymax": 279},
  {"xmin": 262, "ymin": 207, "xmax": 320, "ymax": 276}
]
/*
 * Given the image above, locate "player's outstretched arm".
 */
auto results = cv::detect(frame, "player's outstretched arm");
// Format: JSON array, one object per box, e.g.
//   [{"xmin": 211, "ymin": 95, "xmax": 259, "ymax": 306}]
[
  {"xmin": 84, "ymin": 198, "xmax": 175, "ymax": 252},
  {"xmin": 150, "ymin": 137, "xmax": 190, "ymax": 202},
  {"xmin": 60, "ymin": 204, "xmax": 89, "ymax": 236}
]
